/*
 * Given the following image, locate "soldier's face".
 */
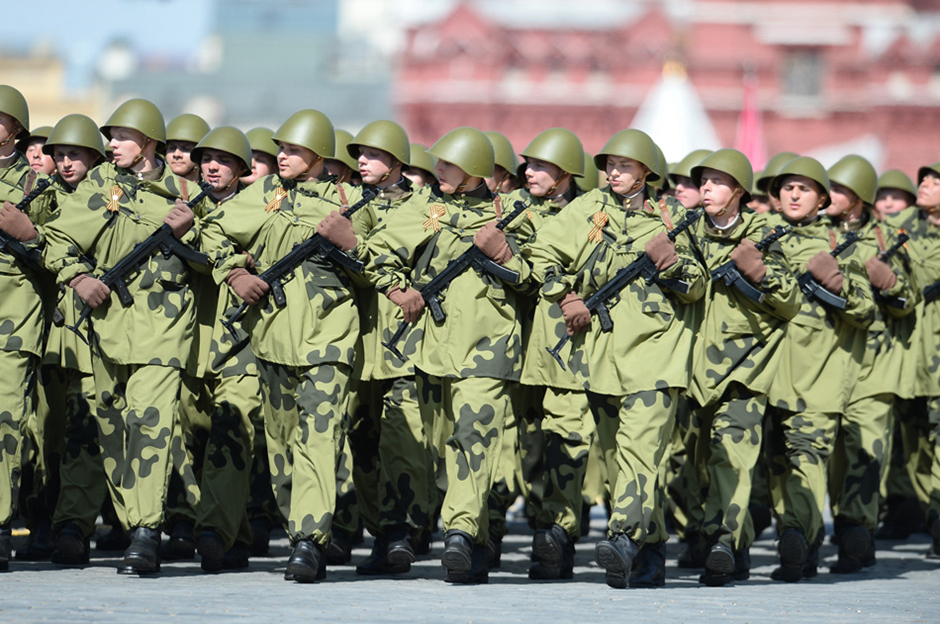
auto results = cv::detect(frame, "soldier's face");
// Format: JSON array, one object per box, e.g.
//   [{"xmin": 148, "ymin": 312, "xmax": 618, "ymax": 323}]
[
  {"xmin": 0, "ymin": 112, "xmax": 20, "ymax": 148},
  {"xmin": 524, "ymin": 158, "xmax": 569, "ymax": 198},
  {"xmin": 826, "ymin": 182, "xmax": 862, "ymax": 218},
  {"xmin": 673, "ymin": 175, "xmax": 702, "ymax": 209},
  {"xmin": 109, "ymin": 127, "xmax": 148, "ymax": 168},
  {"xmin": 277, "ymin": 142, "xmax": 321, "ymax": 180},
  {"xmin": 917, "ymin": 172, "xmax": 940, "ymax": 209},
  {"xmin": 403, "ymin": 168, "xmax": 434, "ymax": 188},
  {"xmin": 53, "ymin": 145, "xmax": 97, "ymax": 187},
  {"xmin": 25, "ymin": 139, "xmax": 55, "ymax": 175},
  {"xmin": 874, "ymin": 188, "xmax": 911, "ymax": 218},
  {"xmin": 699, "ymin": 168, "xmax": 741, "ymax": 217},
  {"xmin": 605, "ymin": 156, "xmax": 648, "ymax": 196},
  {"xmin": 166, "ymin": 140, "xmax": 197, "ymax": 176},
  {"xmin": 778, "ymin": 175, "xmax": 827, "ymax": 221},
  {"xmin": 240, "ymin": 151, "xmax": 277, "ymax": 185},
  {"xmin": 357, "ymin": 146, "xmax": 397, "ymax": 185},
  {"xmin": 747, "ymin": 194, "xmax": 772, "ymax": 214},
  {"xmin": 200, "ymin": 148, "xmax": 242, "ymax": 192},
  {"xmin": 435, "ymin": 159, "xmax": 467, "ymax": 194}
]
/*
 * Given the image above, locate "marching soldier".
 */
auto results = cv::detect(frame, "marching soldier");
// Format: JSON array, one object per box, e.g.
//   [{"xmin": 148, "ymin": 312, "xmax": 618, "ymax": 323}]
[
  {"xmin": 18, "ymin": 126, "xmax": 55, "ymax": 176},
  {"xmin": 165, "ymin": 114, "xmax": 210, "ymax": 183},
  {"xmin": 403, "ymin": 143, "xmax": 437, "ymax": 188},
  {"xmin": 240, "ymin": 127, "xmax": 279, "ymax": 186}
]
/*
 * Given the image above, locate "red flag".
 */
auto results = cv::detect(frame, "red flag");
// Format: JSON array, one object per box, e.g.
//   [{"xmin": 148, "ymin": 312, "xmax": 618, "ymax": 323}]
[{"xmin": 734, "ymin": 73, "xmax": 767, "ymax": 171}]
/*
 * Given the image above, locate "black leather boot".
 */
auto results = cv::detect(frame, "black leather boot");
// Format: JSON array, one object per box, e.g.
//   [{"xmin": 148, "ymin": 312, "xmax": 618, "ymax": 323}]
[
  {"xmin": 118, "ymin": 527, "xmax": 162, "ymax": 575},
  {"xmin": 197, "ymin": 530, "xmax": 226, "ymax": 573},
  {"xmin": 285, "ymin": 539, "xmax": 326, "ymax": 583},
  {"xmin": 629, "ymin": 541, "xmax": 666, "ymax": 588},
  {"xmin": 96, "ymin": 525, "xmax": 130, "ymax": 552},
  {"xmin": 325, "ymin": 528, "xmax": 352, "ymax": 566},
  {"xmin": 771, "ymin": 529, "xmax": 807, "ymax": 583},
  {"xmin": 699, "ymin": 542, "xmax": 735, "ymax": 587},
  {"xmin": 356, "ymin": 534, "xmax": 410, "ymax": 576},
  {"xmin": 677, "ymin": 532, "xmax": 707, "ymax": 569},
  {"xmin": 386, "ymin": 526, "xmax": 416, "ymax": 569},
  {"xmin": 51, "ymin": 522, "xmax": 90, "ymax": 566},
  {"xmin": 441, "ymin": 529, "xmax": 473, "ymax": 583},
  {"xmin": 595, "ymin": 533, "xmax": 639, "ymax": 589},
  {"xmin": 15, "ymin": 517, "xmax": 55, "ymax": 561},
  {"xmin": 162, "ymin": 520, "xmax": 195, "ymax": 561},
  {"xmin": 0, "ymin": 525, "xmax": 11, "ymax": 571},
  {"xmin": 830, "ymin": 524, "xmax": 873, "ymax": 574},
  {"xmin": 529, "ymin": 524, "xmax": 574, "ymax": 580}
]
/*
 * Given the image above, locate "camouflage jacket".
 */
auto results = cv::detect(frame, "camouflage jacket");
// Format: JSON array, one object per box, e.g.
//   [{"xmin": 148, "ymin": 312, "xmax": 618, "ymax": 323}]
[
  {"xmin": 41, "ymin": 162, "xmax": 197, "ymax": 368},
  {"xmin": 768, "ymin": 216, "xmax": 876, "ymax": 413},
  {"xmin": 40, "ymin": 175, "xmax": 92, "ymax": 373},
  {"xmin": 522, "ymin": 185, "xmax": 706, "ymax": 396},
  {"xmin": 201, "ymin": 174, "xmax": 360, "ymax": 369},
  {"xmin": 0, "ymin": 155, "xmax": 57, "ymax": 357},
  {"xmin": 505, "ymin": 186, "xmax": 586, "ymax": 391},
  {"xmin": 687, "ymin": 211, "xmax": 800, "ymax": 407},
  {"xmin": 346, "ymin": 180, "xmax": 418, "ymax": 381},
  {"xmin": 363, "ymin": 184, "xmax": 534, "ymax": 381},
  {"xmin": 884, "ymin": 207, "xmax": 940, "ymax": 398}
]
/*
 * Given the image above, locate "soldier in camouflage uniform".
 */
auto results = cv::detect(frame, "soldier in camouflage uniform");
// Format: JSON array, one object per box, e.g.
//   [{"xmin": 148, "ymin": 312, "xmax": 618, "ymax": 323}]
[
  {"xmin": 403, "ymin": 143, "xmax": 437, "ymax": 189},
  {"xmin": 484, "ymin": 130, "xmax": 522, "ymax": 195},
  {"xmin": 364, "ymin": 126, "xmax": 534, "ymax": 584},
  {"xmin": 523, "ymin": 129, "xmax": 706, "ymax": 589},
  {"xmin": 240, "ymin": 127, "xmax": 279, "ymax": 186},
  {"xmin": 824, "ymin": 155, "xmax": 916, "ymax": 573},
  {"xmin": 764, "ymin": 157, "xmax": 876, "ymax": 582},
  {"xmin": 682, "ymin": 149, "xmax": 799, "ymax": 586},
  {"xmin": 165, "ymin": 114, "xmax": 210, "ymax": 183},
  {"xmin": 0, "ymin": 86, "xmax": 55, "ymax": 571},
  {"xmin": 874, "ymin": 170, "xmax": 917, "ymax": 222},
  {"xmin": 18, "ymin": 126, "xmax": 55, "ymax": 176},
  {"xmin": 41, "ymin": 98, "xmax": 199, "ymax": 575},
  {"xmin": 28, "ymin": 114, "xmax": 109, "ymax": 566},
  {"xmin": 200, "ymin": 109, "xmax": 363, "ymax": 583}
]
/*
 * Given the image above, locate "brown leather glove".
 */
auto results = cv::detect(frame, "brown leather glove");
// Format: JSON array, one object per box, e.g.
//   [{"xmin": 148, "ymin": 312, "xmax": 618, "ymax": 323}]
[
  {"xmin": 730, "ymin": 239, "xmax": 767, "ymax": 283},
  {"xmin": 68, "ymin": 274, "xmax": 111, "ymax": 308},
  {"xmin": 559, "ymin": 291, "xmax": 591, "ymax": 336},
  {"xmin": 0, "ymin": 202, "xmax": 38, "ymax": 241},
  {"xmin": 474, "ymin": 222, "xmax": 513, "ymax": 264},
  {"xmin": 316, "ymin": 211, "xmax": 357, "ymax": 251},
  {"xmin": 386, "ymin": 286, "xmax": 425, "ymax": 323},
  {"xmin": 226, "ymin": 268, "xmax": 269, "ymax": 304},
  {"xmin": 865, "ymin": 256, "xmax": 898, "ymax": 291},
  {"xmin": 807, "ymin": 251, "xmax": 844, "ymax": 293},
  {"xmin": 644, "ymin": 232, "xmax": 678, "ymax": 271},
  {"xmin": 163, "ymin": 199, "xmax": 195, "ymax": 240}
]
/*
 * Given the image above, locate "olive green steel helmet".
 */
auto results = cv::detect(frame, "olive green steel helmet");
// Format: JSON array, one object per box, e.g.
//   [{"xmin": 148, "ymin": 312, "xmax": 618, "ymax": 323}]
[
  {"xmin": 246, "ymin": 127, "xmax": 279, "ymax": 159},
  {"xmin": 166, "ymin": 114, "xmax": 210, "ymax": 145},
  {"xmin": 670, "ymin": 148, "xmax": 712, "ymax": 181},
  {"xmin": 756, "ymin": 151, "xmax": 799, "ymax": 193},
  {"xmin": 520, "ymin": 128, "xmax": 584, "ymax": 177},
  {"xmin": 272, "ymin": 109, "xmax": 335, "ymax": 158},
  {"xmin": 42, "ymin": 115, "xmax": 106, "ymax": 160},
  {"xmin": 331, "ymin": 129, "xmax": 358, "ymax": 170},
  {"xmin": 649, "ymin": 144, "xmax": 669, "ymax": 190},
  {"xmin": 769, "ymin": 156, "xmax": 831, "ymax": 207},
  {"xmin": 347, "ymin": 120, "xmax": 410, "ymax": 167},
  {"xmin": 428, "ymin": 127, "xmax": 495, "ymax": 179},
  {"xmin": 100, "ymin": 98, "xmax": 166, "ymax": 146},
  {"xmin": 827, "ymin": 155, "xmax": 877, "ymax": 206},
  {"xmin": 594, "ymin": 129, "xmax": 661, "ymax": 182},
  {"xmin": 577, "ymin": 151, "xmax": 600, "ymax": 191},
  {"xmin": 190, "ymin": 126, "xmax": 252, "ymax": 174},
  {"xmin": 483, "ymin": 131, "xmax": 518, "ymax": 177},
  {"xmin": 692, "ymin": 148, "xmax": 754, "ymax": 204},
  {"xmin": 877, "ymin": 169, "xmax": 917, "ymax": 198},
  {"xmin": 408, "ymin": 142, "xmax": 437, "ymax": 178},
  {"xmin": 918, "ymin": 162, "xmax": 940, "ymax": 185},
  {"xmin": 16, "ymin": 125, "xmax": 53, "ymax": 153},
  {"xmin": 0, "ymin": 85, "xmax": 30, "ymax": 140},
  {"xmin": 750, "ymin": 171, "xmax": 766, "ymax": 197}
]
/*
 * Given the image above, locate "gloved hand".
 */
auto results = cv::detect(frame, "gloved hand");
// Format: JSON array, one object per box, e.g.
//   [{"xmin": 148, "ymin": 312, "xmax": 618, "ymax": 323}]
[
  {"xmin": 225, "ymin": 268, "xmax": 269, "ymax": 304},
  {"xmin": 559, "ymin": 291, "xmax": 591, "ymax": 336},
  {"xmin": 865, "ymin": 256, "xmax": 898, "ymax": 291},
  {"xmin": 644, "ymin": 232, "xmax": 678, "ymax": 271},
  {"xmin": 730, "ymin": 238, "xmax": 767, "ymax": 283},
  {"xmin": 386, "ymin": 286, "xmax": 425, "ymax": 323},
  {"xmin": 0, "ymin": 202, "xmax": 38, "ymax": 241},
  {"xmin": 807, "ymin": 252, "xmax": 844, "ymax": 293},
  {"xmin": 316, "ymin": 211, "xmax": 357, "ymax": 251},
  {"xmin": 474, "ymin": 222, "xmax": 513, "ymax": 264},
  {"xmin": 163, "ymin": 199, "xmax": 194, "ymax": 240},
  {"xmin": 69, "ymin": 274, "xmax": 110, "ymax": 308},
  {"xmin": 241, "ymin": 251, "xmax": 256, "ymax": 270}
]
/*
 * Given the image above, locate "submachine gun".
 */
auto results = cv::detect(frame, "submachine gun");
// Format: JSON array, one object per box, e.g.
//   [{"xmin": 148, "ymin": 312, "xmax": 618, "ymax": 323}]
[
  {"xmin": 0, "ymin": 178, "xmax": 52, "ymax": 274},
  {"xmin": 710, "ymin": 224, "xmax": 792, "ymax": 303},
  {"xmin": 796, "ymin": 231, "xmax": 859, "ymax": 310}
]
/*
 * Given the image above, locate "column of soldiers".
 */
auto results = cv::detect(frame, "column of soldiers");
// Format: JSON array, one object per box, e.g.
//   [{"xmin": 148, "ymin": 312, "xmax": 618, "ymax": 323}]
[{"xmin": 1, "ymin": 83, "xmax": 939, "ymax": 588}]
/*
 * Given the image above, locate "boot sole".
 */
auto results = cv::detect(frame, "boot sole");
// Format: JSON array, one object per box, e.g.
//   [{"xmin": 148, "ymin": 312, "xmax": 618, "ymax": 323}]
[
  {"xmin": 441, "ymin": 549, "xmax": 472, "ymax": 574},
  {"xmin": 705, "ymin": 549, "xmax": 736, "ymax": 575},
  {"xmin": 532, "ymin": 532, "xmax": 562, "ymax": 567},
  {"xmin": 595, "ymin": 542, "xmax": 628, "ymax": 574},
  {"xmin": 387, "ymin": 546, "xmax": 416, "ymax": 568},
  {"xmin": 197, "ymin": 535, "xmax": 226, "ymax": 573},
  {"xmin": 778, "ymin": 532, "xmax": 808, "ymax": 567}
]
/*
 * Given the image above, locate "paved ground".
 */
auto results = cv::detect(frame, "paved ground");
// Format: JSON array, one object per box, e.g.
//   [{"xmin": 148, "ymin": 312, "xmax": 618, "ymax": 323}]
[{"xmin": 2, "ymin": 510, "xmax": 939, "ymax": 624}]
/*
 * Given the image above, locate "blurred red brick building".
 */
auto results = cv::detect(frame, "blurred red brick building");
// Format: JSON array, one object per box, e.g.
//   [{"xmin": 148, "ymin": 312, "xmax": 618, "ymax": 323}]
[{"xmin": 394, "ymin": 0, "xmax": 940, "ymax": 174}]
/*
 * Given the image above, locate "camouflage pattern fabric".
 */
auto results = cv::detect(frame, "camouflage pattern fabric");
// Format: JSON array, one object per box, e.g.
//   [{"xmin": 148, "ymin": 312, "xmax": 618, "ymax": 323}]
[
  {"xmin": 331, "ymin": 428, "xmax": 360, "ymax": 537},
  {"xmin": 20, "ymin": 365, "xmax": 68, "ymax": 525},
  {"xmin": 0, "ymin": 350, "xmax": 37, "ymax": 525}
]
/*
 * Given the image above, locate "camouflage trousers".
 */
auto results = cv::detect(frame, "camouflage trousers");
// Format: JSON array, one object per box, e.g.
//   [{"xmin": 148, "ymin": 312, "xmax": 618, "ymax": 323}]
[
  {"xmin": 881, "ymin": 410, "xmax": 917, "ymax": 505},
  {"xmin": 246, "ymin": 397, "xmax": 280, "ymax": 528},
  {"xmin": 20, "ymin": 365, "xmax": 70, "ymax": 526},
  {"xmin": 345, "ymin": 375, "xmax": 435, "ymax": 538},
  {"xmin": 588, "ymin": 388, "xmax": 679, "ymax": 543},
  {"xmin": 257, "ymin": 359, "xmax": 350, "ymax": 546},
  {"xmin": 582, "ymin": 433, "xmax": 608, "ymax": 509},
  {"xmin": 927, "ymin": 398, "xmax": 940, "ymax": 529},
  {"xmin": 665, "ymin": 397, "xmax": 698, "ymax": 541},
  {"xmin": 166, "ymin": 372, "xmax": 205, "ymax": 531},
  {"xmin": 688, "ymin": 386, "xmax": 764, "ymax": 550},
  {"xmin": 416, "ymin": 370, "xmax": 508, "ymax": 544},
  {"xmin": 829, "ymin": 393, "xmax": 892, "ymax": 533},
  {"xmin": 0, "ymin": 350, "xmax": 37, "ymax": 526},
  {"xmin": 892, "ymin": 397, "xmax": 940, "ymax": 524},
  {"xmin": 49, "ymin": 371, "xmax": 106, "ymax": 538},
  {"xmin": 764, "ymin": 406, "xmax": 839, "ymax": 546},
  {"xmin": 92, "ymin": 358, "xmax": 181, "ymax": 531},
  {"xmin": 487, "ymin": 383, "xmax": 529, "ymax": 539},
  {"xmin": 332, "ymin": 427, "xmax": 360, "ymax": 537}
]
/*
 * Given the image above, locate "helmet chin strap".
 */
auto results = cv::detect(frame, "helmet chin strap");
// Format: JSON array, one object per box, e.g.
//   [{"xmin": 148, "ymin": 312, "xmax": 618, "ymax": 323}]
[
  {"xmin": 0, "ymin": 122, "xmax": 21, "ymax": 149},
  {"xmin": 130, "ymin": 138, "xmax": 152, "ymax": 168},
  {"xmin": 455, "ymin": 173, "xmax": 473, "ymax": 193},
  {"xmin": 712, "ymin": 187, "xmax": 742, "ymax": 217},
  {"xmin": 298, "ymin": 155, "xmax": 322, "ymax": 181}
]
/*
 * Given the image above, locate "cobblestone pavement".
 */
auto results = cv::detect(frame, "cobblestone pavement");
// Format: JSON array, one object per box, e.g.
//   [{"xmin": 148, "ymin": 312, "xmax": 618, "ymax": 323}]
[{"xmin": 2, "ymin": 510, "xmax": 939, "ymax": 624}]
